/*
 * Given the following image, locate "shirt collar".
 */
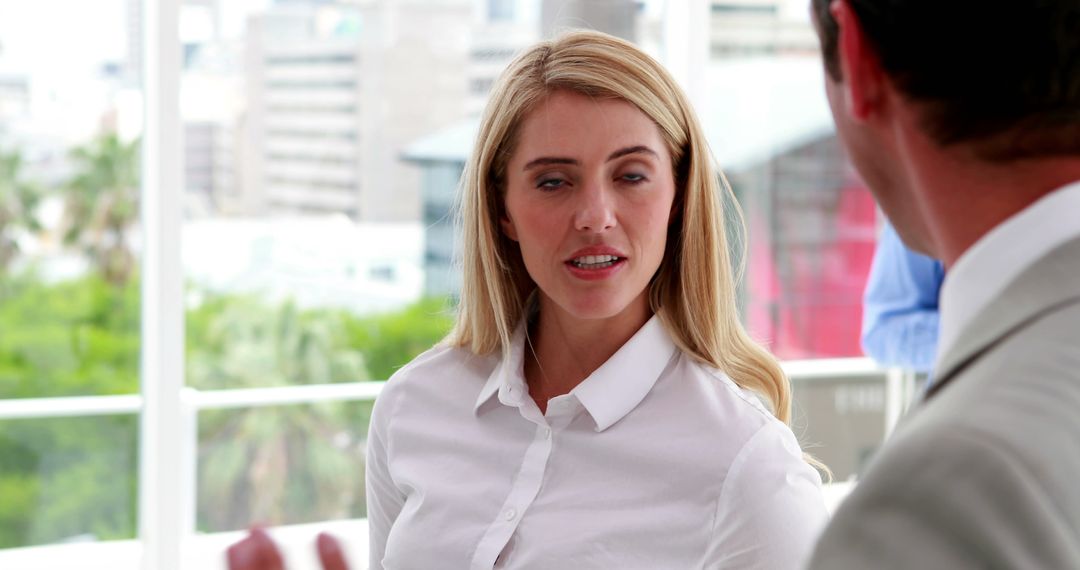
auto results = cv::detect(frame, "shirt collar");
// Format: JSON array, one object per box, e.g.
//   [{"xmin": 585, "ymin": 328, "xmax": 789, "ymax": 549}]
[
  {"xmin": 473, "ymin": 314, "xmax": 678, "ymax": 431},
  {"xmin": 474, "ymin": 321, "xmax": 528, "ymax": 414},
  {"xmin": 571, "ymin": 315, "xmax": 677, "ymax": 431},
  {"xmin": 937, "ymin": 179, "xmax": 1080, "ymax": 364}
]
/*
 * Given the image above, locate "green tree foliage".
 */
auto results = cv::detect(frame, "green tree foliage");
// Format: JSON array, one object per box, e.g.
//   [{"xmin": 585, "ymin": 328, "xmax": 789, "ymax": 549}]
[
  {"xmin": 342, "ymin": 296, "xmax": 456, "ymax": 380},
  {"xmin": 0, "ymin": 273, "xmax": 454, "ymax": 546},
  {"xmin": 60, "ymin": 133, "xmax": 140, "ymax": 286},
  {"xmin": 187, "ymin": 292, "xmax": 371, "ymax": 531},
  {"xmin": 0, "ymin": 272, "xmax": 139, "ymax": 548},
  {"xmin": 0, "ymin": 149, "xmax": 44, "ymax": 274},
  {"xmin": 0, "ymin": 272, "xmax": 140, "ymax": 399},
  {"xmin": 2, "ymin": 131, "xmax": 456, "ymax": 544}
]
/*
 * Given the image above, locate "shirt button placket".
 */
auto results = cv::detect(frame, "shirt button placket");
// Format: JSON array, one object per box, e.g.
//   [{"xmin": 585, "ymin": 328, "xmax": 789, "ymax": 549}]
[{"xmin": 470, "ymin": 421, "xmax": 556, "ymax": 570}]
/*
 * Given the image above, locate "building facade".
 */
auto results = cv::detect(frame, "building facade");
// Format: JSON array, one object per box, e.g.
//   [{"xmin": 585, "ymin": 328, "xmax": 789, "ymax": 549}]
[{"xmin": 243, "ymin": 0, "xmax": 471, "ymax": 221}]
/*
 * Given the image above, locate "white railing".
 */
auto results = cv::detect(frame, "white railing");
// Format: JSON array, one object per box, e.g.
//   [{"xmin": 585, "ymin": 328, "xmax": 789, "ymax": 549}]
[
  {"xmin": 0, "ymin": 381, "xmax": 387, "ymax": 534},
  {"xmin": 0, "ymin": 359, "xmax": 914, "ymax": 569},
  {"xmin": 0, "ymin": 394, "xmax": 142, "ymax": 419}
]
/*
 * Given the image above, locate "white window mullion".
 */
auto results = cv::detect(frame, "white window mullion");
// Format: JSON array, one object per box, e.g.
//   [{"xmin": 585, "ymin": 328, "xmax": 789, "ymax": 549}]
[
  {"xmin": 663, "ymin": 0, "xmax": 711, "ymax": 112},
  {"xmin": 138, "ymin": 0, "xmax": 185, "ymax": 567}
]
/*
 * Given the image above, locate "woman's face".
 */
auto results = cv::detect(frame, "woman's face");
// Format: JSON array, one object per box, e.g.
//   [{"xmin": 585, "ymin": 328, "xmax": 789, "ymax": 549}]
[{"xmin": 501, "ymin": 89, "xmax": 677, "ymax": 324}]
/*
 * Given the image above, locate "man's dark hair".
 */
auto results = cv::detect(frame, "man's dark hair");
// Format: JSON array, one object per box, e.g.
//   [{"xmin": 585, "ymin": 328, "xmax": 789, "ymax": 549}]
[{"xmin": 812, "ymin": 0, "xmax": 1080, "ymax": 160}]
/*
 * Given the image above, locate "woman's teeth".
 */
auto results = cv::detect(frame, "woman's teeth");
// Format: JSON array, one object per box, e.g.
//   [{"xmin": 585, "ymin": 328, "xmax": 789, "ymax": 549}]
[{"xmin": 572, "ymin": 255, "xmax": 620, "ymax": 269}]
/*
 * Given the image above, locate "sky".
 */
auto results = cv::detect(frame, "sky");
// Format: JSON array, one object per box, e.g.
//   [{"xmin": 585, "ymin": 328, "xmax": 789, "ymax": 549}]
[
  {"xmin": 0, "ymin": 0, "xmax": 272, "ymax": 76},
  {"xmin": 0, "ymin": 1, "xmax": 126, "ymax": 77}
]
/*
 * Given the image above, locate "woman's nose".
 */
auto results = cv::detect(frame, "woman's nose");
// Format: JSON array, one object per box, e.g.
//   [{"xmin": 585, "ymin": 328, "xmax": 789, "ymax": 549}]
[{"xmin": 573, "ymin": 181, "xmax": 616, "ymax": 232}]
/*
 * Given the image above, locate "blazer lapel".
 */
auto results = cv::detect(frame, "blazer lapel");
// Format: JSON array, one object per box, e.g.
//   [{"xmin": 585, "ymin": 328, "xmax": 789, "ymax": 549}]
[{"xmin": 926, "ymin": 235, "xmax": 1080, "ymax": 399}]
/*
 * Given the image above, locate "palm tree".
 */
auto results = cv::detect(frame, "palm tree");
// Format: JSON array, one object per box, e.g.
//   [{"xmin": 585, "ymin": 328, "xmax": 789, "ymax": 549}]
[
  {"xmin": 61, "ymin": 133, "xmax": 140, "ymax": 286},
  {"xmin": 187, "ymin": 294, "xmax": 372, "ymax": 531},
  {"xmin": 0, "ymin": 149, "xmax": 43, "ymax": 274}
]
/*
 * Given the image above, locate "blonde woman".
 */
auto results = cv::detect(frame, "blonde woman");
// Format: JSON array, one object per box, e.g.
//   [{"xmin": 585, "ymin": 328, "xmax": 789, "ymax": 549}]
[{"xmin": 229, "ymin": 29, "xmax": 826, "ymax": 570}]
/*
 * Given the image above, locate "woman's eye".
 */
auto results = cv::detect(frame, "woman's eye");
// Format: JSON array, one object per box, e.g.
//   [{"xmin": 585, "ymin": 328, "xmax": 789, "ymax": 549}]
[
  {"xmin": 536, "ymin": 178, "xmax": 566, "ymax": 190},
  {"xmin": 621, "ymin": 173, "xmax": 647, "ymax": 184}
]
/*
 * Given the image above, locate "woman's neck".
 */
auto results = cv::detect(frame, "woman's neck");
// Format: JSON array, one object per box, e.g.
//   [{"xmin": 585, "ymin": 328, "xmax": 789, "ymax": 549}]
[{"xmin": 524, "ymin": 292, "xmax": 652, "ymax": 413}]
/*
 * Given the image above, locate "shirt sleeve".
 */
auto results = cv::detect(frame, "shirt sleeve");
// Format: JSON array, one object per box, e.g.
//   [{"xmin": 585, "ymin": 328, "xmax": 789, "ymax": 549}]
[
  {"xmin": 366, "ymin": 383, "xmax": 406, "ymax": 570},
  {"xmin": 705, "ymin": 422, "xmax": 829, "ymax": 569},
  {"xmin": 861, "ymin": 222, "xmax": 945, "ymax": 372}
]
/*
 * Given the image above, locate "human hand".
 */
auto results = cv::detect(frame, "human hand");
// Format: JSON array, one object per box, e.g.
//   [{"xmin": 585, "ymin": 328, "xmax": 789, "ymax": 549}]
[
  {"xmin": 226, "ymin": 527, "xmax": 350, "ymax": 570},
  {"xmin": 227, "ymin": 527, "xmax": 284, "ymax": 570},
  {"xmin": 314, "ymin": 532, "xmax": 350, "ymax": 570}
]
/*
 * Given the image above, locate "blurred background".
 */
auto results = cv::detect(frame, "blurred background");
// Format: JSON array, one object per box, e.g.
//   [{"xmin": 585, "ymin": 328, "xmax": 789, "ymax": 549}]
[{"xmin": 0, "ymin": 0, "xmax": 908, "ymax": 568}]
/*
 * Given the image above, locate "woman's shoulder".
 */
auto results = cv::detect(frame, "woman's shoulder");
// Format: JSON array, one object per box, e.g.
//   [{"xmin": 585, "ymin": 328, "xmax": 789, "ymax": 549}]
[
  {"xmin": 683, "ymin": 357, "xmax": 778, "ymax": 417},
  {"xmin": 666, "ymin": 355, "xmax": 795, "ymax": 446},
  {"xmin": 378, "ymin": 341, "xmax": 499, "ymax": 403}
]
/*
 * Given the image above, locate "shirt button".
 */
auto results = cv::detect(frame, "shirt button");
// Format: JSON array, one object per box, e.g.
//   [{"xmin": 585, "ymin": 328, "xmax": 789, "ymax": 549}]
[{"xmin": 504, "ymin": 508, "xmax": 517, "ymax": 521}]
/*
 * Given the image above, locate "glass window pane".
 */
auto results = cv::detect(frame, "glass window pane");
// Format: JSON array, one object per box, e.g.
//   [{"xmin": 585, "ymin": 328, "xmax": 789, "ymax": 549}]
[
  {"xmin": 182, "ymin": 1, "xmax": 460, "ymax": 552},
  {"xmin": 180, "ymin": 1, "xmax": 886, "ymax": 561},
  {"xmin": 0, "ymin": 0, "xmax": 142, "ymax": 558},
  {"xmin": 196, "ymin": 401, "xmax": 373, "ymax": 532},
  {"xmin": 699, "ymin": 0, "xmax": 875, "ymax": 359},
  {"xmin": 0, "ymin": 415, "xmax": 138, "ymax": 547}
]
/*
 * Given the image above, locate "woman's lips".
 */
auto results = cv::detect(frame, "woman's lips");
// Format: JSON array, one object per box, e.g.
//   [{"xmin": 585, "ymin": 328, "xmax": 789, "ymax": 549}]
[{"xmin": 564, "ymin": 257, "xmax": 627, "ymax": 280}]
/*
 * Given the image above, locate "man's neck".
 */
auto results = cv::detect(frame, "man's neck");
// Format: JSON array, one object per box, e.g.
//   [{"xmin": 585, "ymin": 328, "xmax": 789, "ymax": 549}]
[{"xmin": 907, "ymin": 147, "xmax": 1080, "ymax": 268}]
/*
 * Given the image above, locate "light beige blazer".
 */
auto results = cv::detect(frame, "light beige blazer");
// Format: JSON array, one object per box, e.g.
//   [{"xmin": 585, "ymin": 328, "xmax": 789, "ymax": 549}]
[{"xmin": 808, "ymin": 235, "xmax": 1080, "ymax": 569}]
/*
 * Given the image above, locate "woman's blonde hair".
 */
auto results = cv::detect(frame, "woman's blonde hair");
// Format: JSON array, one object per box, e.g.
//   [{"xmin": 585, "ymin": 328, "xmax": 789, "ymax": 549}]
[{"xmin": 447, "ymin": 30, "xmax": 793, "ymax": 426}]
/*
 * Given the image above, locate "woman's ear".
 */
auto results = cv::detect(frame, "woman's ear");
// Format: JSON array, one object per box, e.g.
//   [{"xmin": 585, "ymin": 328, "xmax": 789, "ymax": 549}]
[
  {"xmin": 500, "ymin": 212, "xmax": 519, "ymax": 242},
  {"xmin": 669, "ymin": 180, "xmax": 683, "ymax": 222}
]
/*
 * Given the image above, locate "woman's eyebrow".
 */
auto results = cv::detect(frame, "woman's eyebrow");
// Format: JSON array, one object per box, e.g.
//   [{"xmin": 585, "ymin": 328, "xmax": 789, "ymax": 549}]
[
  {"xmin": 523, "ymin": 157, "xmax": 577, "ymax": 171},
  {"xmin": 522, "ymin": 145, "xmax": 657, "ymax": 171},
  {"xmin": 607, "ymin": 145, "xmax": 657, "ymax": 162}
]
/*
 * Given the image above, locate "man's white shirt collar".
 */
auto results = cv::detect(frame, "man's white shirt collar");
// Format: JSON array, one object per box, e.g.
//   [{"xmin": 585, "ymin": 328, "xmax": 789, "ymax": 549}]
[{"xmin": 937, "ymin": 179, "xmax": 1080, "ymax": 366}]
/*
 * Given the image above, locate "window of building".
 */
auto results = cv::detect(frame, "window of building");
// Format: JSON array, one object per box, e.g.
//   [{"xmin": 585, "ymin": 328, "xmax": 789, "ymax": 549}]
[{"xmin": 0, "ymin": 1, "xmax": 904, "ymax": 567}]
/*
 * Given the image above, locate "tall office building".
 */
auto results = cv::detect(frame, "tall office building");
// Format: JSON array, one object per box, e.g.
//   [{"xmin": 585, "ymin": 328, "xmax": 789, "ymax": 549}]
[
  {"xmin": 127, "ymin": 0, "xmax": 226, "ymax": 83},
  {"xmin": 0, "ymin": 75, "xmax": 30, "ymax": 122},
  {"xmin": 541, "ymin": 0, "xmax": 639, "ymax": 41},
  {"xmin": 467, "ymin": 0, "xmax": 538, "ymax": 115},
  {"xmin": 709, "ymin": 0, "xmax": 817, "ymax": 56},
  {"xmin": 243, "ymin": 0, "xmax": 470, "ymax": 221}
]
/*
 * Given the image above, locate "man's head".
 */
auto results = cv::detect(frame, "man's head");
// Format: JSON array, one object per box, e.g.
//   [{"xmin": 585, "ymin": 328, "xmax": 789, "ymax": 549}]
[{"xmin": 812, "ymin": 0, "xmax": 1080, "ymax": 252}]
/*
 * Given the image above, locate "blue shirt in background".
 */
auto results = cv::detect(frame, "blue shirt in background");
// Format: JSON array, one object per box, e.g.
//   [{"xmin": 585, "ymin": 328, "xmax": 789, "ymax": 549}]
[{"xmin": 861, "ymin": 223, "xmax": 945, "ymax": 373}]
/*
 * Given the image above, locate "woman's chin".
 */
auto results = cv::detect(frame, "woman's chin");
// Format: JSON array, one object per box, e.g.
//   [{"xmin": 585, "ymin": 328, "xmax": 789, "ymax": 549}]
[{"xmin": 552, "ymin": 292, "xmax": 649, "ymax": 324}]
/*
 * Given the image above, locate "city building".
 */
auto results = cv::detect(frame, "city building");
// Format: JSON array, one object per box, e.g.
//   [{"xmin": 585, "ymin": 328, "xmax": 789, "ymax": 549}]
[
  {"xmin": 183, "ymin": 216, "xmax": 424, "ymax": 315},
  {"xmin": 401, "ymin": 118, "xmax": 477, "ymax": 298},
  {"xmin": 467, "ymin": 0, "xmax": 538, "ymax": 115},
  {"xmin": 709, "ymin": 0, "xmax": 818, "ymax": 57},
  {"xmin": 0, "ymin": 74, "xmax": 29, "ymax": 122},
  {"xmin": 242, "ymin": 0, "xmax": 471, "ymax": 222},
  {"xmin": 541, "ymin": 0, "xmax": 640, "ymax": 41},
  {"xmin": 182, "ymin": 41, "xmax": 245, "ymax": 217}
]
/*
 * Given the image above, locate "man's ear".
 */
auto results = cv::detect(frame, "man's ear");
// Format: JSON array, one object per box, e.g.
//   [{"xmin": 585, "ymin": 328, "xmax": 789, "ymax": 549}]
[
  {"xmin": 831, "ymin": 0, "xmax": 886, "ymax": 122},
  {"xmin": 500, "ymin": 212, "xmax": 519, "ymax": 242}
]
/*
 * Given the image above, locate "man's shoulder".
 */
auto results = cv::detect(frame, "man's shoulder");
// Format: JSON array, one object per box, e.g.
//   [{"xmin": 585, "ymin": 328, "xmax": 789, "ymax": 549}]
[
  {"xmin": 897, "ymin": 299, "xmax": 1080, "ymax": 480},
  {"xmin": 940, "ymin": 296, "xmax": 1080, "ymax": 422},
  {"xmin": 809, "ymin": 305, "xmax": 1080, "ymax": 568}
]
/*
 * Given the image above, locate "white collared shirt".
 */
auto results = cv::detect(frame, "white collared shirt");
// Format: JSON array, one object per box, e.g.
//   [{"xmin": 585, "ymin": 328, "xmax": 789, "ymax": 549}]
[
  {"xmin": 938, "ymin": 179, "xmax": 1080, "ymax": 365},
  {"xmin": 366, "ymin": 316, "xmax": 827, "ymax": 570}
]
